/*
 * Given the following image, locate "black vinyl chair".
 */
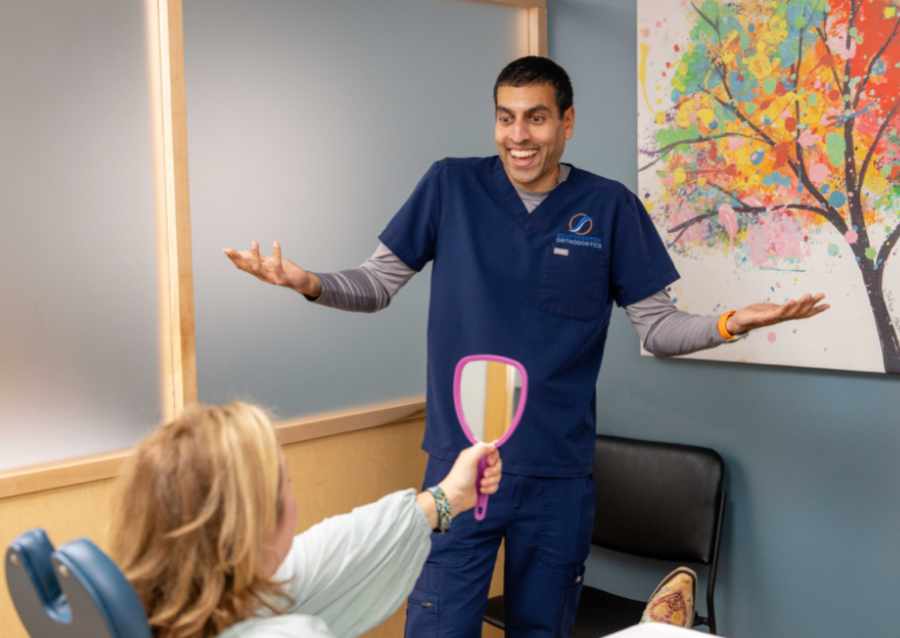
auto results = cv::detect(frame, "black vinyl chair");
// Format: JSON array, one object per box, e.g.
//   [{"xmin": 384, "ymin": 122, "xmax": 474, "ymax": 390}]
[{"xmin": 484, "ymin": 434, "xmax": 726, "ymax": 636}]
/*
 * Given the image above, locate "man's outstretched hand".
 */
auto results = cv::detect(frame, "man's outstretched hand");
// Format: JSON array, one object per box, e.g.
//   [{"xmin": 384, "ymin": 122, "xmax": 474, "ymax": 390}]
[
  {"xmin": 224, "ymin": 240, "xmax": 321, "ymax": 298},
  {"xmin": 727, "ymin": 293, "xmax": 829, "ymax": 335}
]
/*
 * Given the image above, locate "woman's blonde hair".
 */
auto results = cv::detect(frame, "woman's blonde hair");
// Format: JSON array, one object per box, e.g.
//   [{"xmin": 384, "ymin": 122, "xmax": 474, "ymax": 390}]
[{"xmin": 110, "ymin": 402, "xmax": 291, "ymax": 637}]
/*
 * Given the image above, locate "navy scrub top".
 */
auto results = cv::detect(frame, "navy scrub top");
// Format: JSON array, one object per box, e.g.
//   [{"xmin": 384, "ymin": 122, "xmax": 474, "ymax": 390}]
[{"xmin": 380, "ymin": 156, "xmax": 679, "ymax": 477}]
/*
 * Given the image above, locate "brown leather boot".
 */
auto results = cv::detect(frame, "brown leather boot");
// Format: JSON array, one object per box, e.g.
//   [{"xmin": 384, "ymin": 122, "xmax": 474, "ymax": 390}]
[{"xmin": 640, "ymin": 566, "xmax": 697, "ymax": 628}]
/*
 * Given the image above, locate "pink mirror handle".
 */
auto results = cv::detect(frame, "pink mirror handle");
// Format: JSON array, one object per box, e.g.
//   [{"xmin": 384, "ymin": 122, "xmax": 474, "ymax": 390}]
[{"xmin": 474, "ymin": 456, "xmax": 488, "ymax": 521}]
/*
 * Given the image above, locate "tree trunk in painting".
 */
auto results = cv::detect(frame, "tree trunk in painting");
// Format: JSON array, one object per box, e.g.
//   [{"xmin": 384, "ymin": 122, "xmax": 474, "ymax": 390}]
[{"xmin": 859, "ymin": 257, "xmax": 900, "ymax": 372}]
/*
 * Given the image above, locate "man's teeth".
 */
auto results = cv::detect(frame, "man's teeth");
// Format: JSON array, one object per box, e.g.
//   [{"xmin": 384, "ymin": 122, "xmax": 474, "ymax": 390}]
[{"xmin": 510, "ymin": 149, "xmax": 538, "ymax": 159}]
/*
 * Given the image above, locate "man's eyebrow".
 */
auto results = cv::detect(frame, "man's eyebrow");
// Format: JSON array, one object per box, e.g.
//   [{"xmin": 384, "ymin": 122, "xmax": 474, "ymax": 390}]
[
  {"xmin": 525, "ymin": 105, "xmax": 552, "ymax": 116},
  {"xmin": 495, "ymin": 105, "xmax": 553, "ymax": 116}
]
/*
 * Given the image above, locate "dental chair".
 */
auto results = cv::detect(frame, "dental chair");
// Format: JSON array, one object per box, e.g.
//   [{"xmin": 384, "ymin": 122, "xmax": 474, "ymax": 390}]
[{"xmin": 5, "ymin": 528, "xmax": 151, "ymax": 637}]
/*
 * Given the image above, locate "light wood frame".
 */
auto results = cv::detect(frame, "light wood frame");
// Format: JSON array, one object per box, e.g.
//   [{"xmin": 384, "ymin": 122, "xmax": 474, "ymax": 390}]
[
  {"xmin": 149, "ymin": 0, "xmax": 197, "ymax": 421},
  {"xmin": 470, "ymin": 0, "xmax": 548, "ymax": 56},
  {"xmin": 0, "ymin": 0, "xmax": 548, "ymax": 499}
]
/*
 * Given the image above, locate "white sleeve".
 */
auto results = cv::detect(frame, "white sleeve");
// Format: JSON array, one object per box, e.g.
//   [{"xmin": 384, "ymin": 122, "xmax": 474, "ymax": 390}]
[
  {"xmin": 273, "ymin": 489, "xmax": 432, "ymax": 638},
  {"xmin": 217, "ymin": 614, "xmax": 336, "ymax": 638}
]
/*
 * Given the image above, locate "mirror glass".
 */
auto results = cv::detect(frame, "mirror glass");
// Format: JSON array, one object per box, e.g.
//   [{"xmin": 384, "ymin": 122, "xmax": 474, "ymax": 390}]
[{"xmin": 457, "ymin": 357, "xmax": 525, "ymax": 444}]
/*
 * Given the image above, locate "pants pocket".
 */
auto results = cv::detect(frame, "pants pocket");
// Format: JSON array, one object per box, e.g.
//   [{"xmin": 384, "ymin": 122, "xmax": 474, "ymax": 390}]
[{"xmin": 405, "ymin": 586, "xmax": 440, "ymax": 636}]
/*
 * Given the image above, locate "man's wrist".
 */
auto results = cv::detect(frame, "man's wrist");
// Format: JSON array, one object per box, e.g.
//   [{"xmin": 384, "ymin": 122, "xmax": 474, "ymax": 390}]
[
  {"xmin": 718, "ymin": 310, "xmax": 739, "ymax": 339},
  {"xmin": 296, "ymin": 273, "xmax": 322, "ymax": 300}
]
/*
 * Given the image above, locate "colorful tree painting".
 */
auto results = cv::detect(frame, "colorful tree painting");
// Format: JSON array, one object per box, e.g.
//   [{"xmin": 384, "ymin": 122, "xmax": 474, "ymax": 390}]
[{"xmin": 638, "ymin": 0, "xmax": 899, "ymax": 373}]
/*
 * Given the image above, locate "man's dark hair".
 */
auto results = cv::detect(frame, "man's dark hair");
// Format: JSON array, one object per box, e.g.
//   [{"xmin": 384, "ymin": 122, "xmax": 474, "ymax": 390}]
[{"xmin": 493, "ymin": 56, "xmax": 574, "ymax": 116}]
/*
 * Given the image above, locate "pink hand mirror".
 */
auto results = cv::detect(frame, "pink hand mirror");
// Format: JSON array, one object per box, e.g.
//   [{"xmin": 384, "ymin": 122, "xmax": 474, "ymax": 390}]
[{"xmin": 453, "ymin": 354, "xmax": 528, "ymax": 521}]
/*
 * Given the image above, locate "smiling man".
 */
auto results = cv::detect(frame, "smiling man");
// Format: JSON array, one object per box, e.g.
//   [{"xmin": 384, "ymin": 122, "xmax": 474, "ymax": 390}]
[
  {"xmin": 494, "ymin": 77, "xmax": 573, "ymax": 193},
  {"xmin": 225, "ymin": 57, "xmax": 828, "ymax": 637}
]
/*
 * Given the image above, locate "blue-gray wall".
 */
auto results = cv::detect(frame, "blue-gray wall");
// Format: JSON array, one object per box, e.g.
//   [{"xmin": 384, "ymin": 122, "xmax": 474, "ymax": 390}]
[{"xmin": 550, "ymin": 2, "xmax": 899, "ymax": 636}]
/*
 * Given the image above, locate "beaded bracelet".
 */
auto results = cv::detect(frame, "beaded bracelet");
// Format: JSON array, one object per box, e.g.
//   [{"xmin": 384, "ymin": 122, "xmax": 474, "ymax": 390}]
[{"xmin": 427, "ymin": 485, "xmax": 453, "ymax": 533}]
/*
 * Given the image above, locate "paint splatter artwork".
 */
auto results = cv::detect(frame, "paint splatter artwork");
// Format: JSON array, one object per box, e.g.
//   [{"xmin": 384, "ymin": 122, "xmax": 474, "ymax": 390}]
[{"xmin": 637, "ymin": 0, "xmax": 899, "ymax": 373}]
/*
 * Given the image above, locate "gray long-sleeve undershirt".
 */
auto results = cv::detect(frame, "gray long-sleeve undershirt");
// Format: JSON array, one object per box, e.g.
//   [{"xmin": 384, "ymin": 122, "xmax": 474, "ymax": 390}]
[{"xmin": 312, "ymin": 166, "xmax": 729, "ymax": 357}]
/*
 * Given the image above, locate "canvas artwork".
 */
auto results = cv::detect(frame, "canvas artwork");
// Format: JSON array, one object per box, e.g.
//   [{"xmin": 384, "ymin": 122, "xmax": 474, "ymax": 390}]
[{"xmin": 636, "ymin": 0, "xmax": 899, "ymax": 373}]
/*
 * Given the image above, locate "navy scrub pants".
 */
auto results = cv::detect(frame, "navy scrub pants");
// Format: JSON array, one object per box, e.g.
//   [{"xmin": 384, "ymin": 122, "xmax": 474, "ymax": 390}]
[{"xmin": 405, "ymin": 455, "xmax": 595, "ymax": 638}]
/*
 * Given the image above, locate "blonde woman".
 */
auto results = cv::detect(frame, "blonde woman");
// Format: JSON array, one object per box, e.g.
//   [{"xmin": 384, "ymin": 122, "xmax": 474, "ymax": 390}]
[{"xmin": 110, "ymin": 402, "xmax": 501, "ymax": 638}]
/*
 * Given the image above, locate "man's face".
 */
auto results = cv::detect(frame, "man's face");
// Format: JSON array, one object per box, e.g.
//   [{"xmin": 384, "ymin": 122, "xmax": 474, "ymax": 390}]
[{"xmin": 494, "ymin": 83, "xmax": 574, "ymax": 193}]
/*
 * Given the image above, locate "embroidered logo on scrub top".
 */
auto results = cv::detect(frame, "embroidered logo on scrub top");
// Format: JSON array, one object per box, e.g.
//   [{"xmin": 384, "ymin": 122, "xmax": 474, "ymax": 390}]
[
  {"xmin": 556, "ymin": 212, "xmax": 603, "ymax": 251},
  {"xmin": 567, "ymin": 213, "xmax": 593, "ymax": 235}
]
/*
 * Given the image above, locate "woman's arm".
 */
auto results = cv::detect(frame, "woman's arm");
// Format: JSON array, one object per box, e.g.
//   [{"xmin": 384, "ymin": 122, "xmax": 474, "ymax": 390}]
[
  {"xmin": 278, "ymin": 444, "xmax": 500, "ymax": 638},
  {"xmin": 278, "ymin": 489, "xmax": 430, "ymax": 638}
]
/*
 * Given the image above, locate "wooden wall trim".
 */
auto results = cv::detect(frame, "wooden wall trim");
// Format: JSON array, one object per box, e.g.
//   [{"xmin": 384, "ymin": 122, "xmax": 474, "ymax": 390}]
[
  {"xmin": 0, "ymin": 451, "xmax": 128, "ymax": 502},
  {"xmin": 148, "ymin": 0, "xmax": 197, "ymax": 421},
  {"xmin": 0, "ymin": 397, "xmax": 425, "ymax": 499},
  {"xmin": 523, "ymin": 6, "xmax": 549, "ymax": 56}
]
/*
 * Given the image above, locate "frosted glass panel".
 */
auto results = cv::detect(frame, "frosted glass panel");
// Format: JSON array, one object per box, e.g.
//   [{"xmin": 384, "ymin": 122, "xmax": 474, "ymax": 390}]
[
  {"xmin": 0, "ymin": 1, "xmax": 159, "ymax": 470},
  {"xmin": 186, "ymin": 0, "xmax": 519, "ymax": 416}
]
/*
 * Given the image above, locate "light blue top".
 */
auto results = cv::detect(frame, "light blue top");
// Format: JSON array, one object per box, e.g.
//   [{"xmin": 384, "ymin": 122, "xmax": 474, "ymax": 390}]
[{"xmin": 219, "ymin": 489, "xmax": 431, "ymax": 637}]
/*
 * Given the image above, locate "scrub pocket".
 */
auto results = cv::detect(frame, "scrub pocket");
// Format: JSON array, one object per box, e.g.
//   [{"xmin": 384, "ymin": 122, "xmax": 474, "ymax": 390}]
[
  {"xmin": 405, "ymin": 585, "xmax": 440, "ymax": 635},
  {"xmin": 538, "ymin": 242, "xmax": 610, "ymax": 320}
]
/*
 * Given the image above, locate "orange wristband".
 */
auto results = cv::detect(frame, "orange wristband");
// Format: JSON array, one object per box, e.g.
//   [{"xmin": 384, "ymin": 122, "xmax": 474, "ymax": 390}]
[{"xmin": 717, "ymin": 310, "xmax": 737, "ymax": 340}]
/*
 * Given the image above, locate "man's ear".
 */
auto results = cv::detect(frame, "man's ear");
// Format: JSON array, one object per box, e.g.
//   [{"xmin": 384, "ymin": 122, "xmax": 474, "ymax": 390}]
[{"xmin": 564, "ymin": 106, "xmax": 576, "ymax": 140}]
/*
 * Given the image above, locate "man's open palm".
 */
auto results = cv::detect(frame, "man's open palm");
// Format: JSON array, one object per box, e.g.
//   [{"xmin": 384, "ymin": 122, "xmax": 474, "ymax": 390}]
[
  {"xmin": 224, "ymin": 240, "xmax": 318, "ymax": 296},
  {"xmin": 729, "ymin": 293, "xmax": 829, "ymax": 335}
]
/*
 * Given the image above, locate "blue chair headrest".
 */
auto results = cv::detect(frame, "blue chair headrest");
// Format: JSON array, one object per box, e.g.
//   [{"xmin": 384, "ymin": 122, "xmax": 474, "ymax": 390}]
[
  {"xmin": 5, "ymin": 529, "xmax": 151, "ymax": 637},
  {"xmin": 6, "ymin": 529, "xmax": 71, "ymax": 624}
]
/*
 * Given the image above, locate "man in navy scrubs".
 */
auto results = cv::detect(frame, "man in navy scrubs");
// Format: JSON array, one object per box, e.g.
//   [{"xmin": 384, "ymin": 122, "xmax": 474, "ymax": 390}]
[{"xmin": 226, "ymin": 57, "xmax": 828, "ymax": 637}]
